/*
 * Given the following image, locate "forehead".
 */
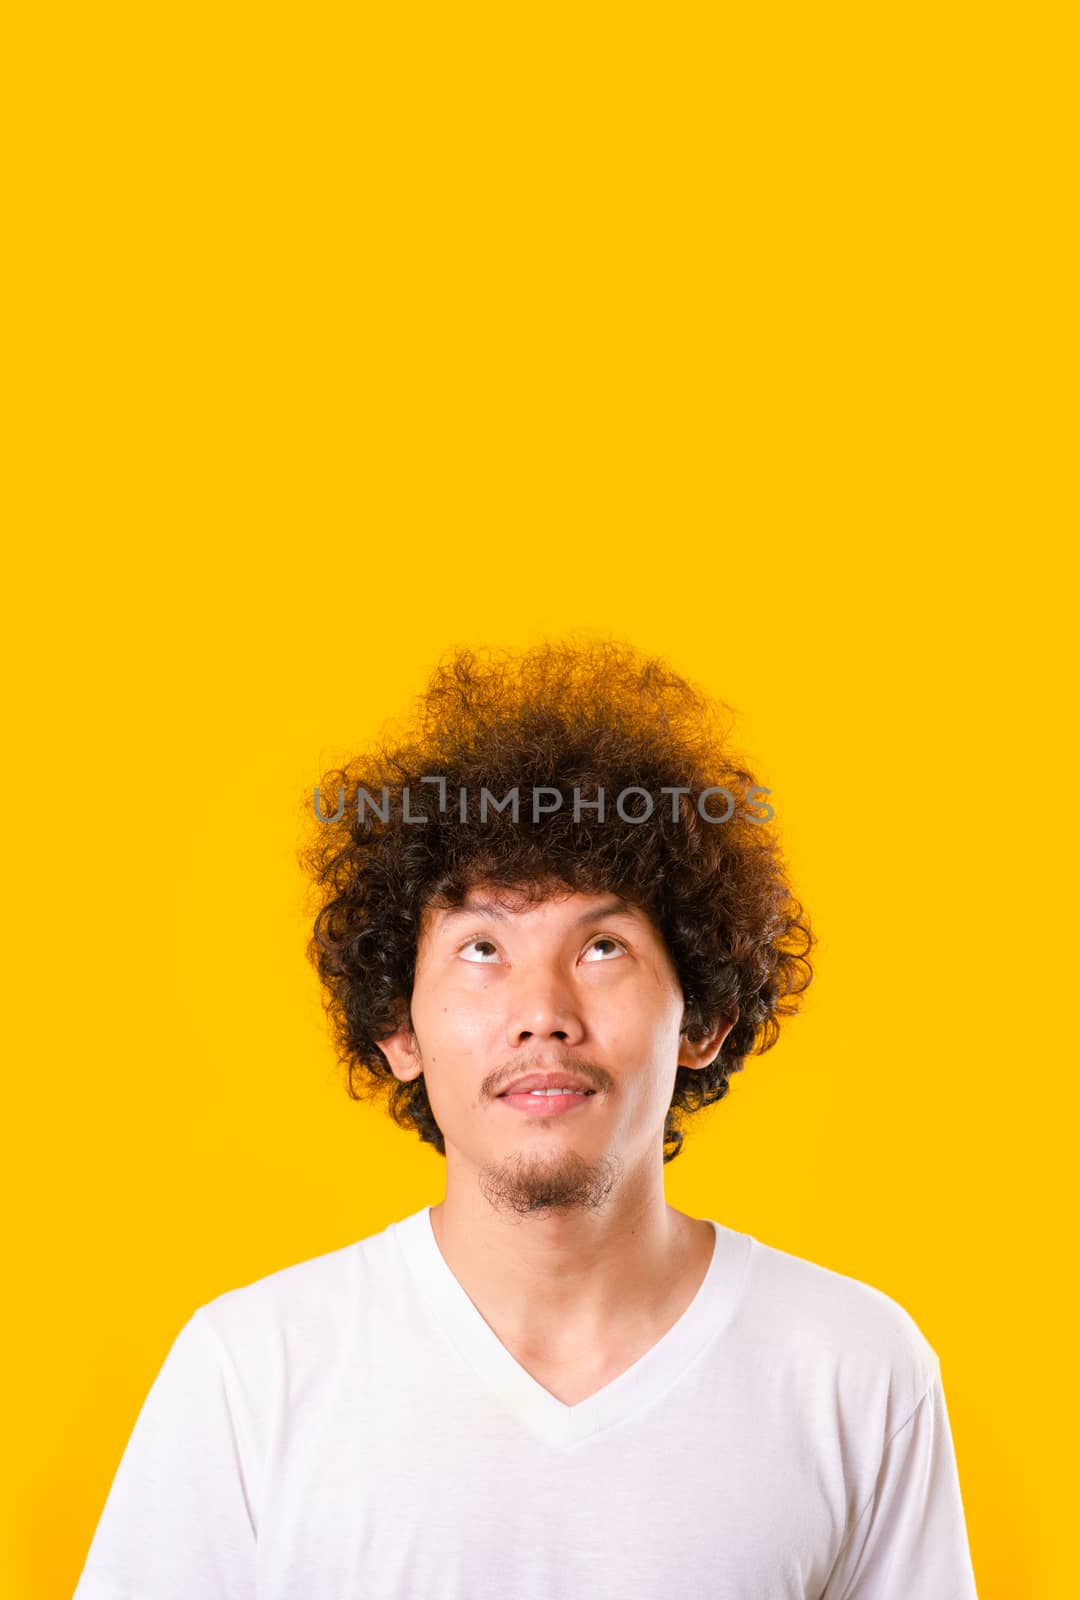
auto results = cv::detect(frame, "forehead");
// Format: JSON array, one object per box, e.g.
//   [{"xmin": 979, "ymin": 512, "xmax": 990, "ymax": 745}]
[{"xmin": 419, "ymin": 884, "xmax": 655, "ymax": 937}]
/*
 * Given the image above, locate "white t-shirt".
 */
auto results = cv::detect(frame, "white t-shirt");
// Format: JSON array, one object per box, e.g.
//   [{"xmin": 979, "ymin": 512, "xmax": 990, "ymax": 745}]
[{"xmin": 73, "ymin": 1206, "xmax": 979, "ymax": 1599}]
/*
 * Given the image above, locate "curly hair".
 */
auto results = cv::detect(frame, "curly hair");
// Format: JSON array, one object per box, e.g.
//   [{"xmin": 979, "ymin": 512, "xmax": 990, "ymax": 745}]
[{"xmin": 298, "ymin": 637, "xmax": 815, "ymax": 1163}]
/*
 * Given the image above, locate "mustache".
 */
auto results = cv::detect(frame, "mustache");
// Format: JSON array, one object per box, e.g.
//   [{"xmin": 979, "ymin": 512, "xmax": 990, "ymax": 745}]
[{"xmin": 485, "ymin": 1056, "xmax": 611, "ymax": 1097}]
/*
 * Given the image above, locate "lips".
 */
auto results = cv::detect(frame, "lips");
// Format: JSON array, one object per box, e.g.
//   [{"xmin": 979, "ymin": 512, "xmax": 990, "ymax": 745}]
[
  {"xmin": 496, "ymin": 1072, "xmax": 597, "ymax": 1096},
  {"xmin": 499, "ymin": 1089, "xmax": 594, "ymax": 1116}
]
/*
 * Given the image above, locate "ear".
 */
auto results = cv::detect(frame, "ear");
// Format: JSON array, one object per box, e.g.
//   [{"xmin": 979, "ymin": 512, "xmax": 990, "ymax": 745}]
[
  {"xmin": 677, "ymin": 1011, "xmax": 737, "ymax": 1072},
  {"xmin": 377, "ymin": 1003, "xmax": 423, "ymax": 1085}
]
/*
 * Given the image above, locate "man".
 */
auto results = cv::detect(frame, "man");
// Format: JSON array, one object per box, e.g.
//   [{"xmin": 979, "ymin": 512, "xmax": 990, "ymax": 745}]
[{"xmin": 73, "ymin": 639, "xmax": 980, "ymax": 1598}]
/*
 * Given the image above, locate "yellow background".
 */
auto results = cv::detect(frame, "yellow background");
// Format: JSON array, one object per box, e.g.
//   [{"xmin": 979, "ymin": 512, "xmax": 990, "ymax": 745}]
[{"xmin": 4, "ymin": 4, "xmax": 1072, "ymax": 1595}]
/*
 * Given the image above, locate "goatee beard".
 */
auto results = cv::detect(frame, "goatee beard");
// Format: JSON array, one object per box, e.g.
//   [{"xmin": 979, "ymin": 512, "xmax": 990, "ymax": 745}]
[{"xmin": 477, "ymin": 1147, "xmax": 623, "ymax": 1218}]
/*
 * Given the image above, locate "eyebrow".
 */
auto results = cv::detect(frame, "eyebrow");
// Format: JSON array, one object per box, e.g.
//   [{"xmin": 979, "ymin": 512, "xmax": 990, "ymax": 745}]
[{"xmin": 435, "ymin": 895, "xmax": 640, "ymax": 928}]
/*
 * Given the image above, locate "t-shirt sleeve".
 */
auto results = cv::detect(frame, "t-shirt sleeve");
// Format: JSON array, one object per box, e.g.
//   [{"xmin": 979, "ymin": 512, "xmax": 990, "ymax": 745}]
[
  {"xmin": 72, "ymin": 1308, "xmax": 258, "ymax": 1600},
  {"xmin": 822, "ymin": 1366, "xmax": 979, "ymax": 1599}
]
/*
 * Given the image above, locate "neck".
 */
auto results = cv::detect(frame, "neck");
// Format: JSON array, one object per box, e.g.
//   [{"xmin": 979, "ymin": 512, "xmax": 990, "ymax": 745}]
[{"xmin": 428, "ymin": 1161, "xmax": 711, "ymax": 1363}]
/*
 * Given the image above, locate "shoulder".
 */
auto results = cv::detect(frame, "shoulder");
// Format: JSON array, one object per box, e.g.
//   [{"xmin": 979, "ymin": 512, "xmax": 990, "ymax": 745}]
[
  {"xmin": 735, "ymin": 1231, "xmax": 941, "ymax": 1425},
  {"xmin": 190, "ymin": 1219, "xmax": 395, "ymax": 1373}
]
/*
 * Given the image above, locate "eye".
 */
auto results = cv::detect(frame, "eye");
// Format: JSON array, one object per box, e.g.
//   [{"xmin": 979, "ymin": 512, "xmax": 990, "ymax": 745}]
[
  {"xmin": 458, "ymin": 936, "xmax": 502, "ymax": 963},
  {"xmin": 581, "ymin": 936, "xmax": 627, "ymax": 962}
]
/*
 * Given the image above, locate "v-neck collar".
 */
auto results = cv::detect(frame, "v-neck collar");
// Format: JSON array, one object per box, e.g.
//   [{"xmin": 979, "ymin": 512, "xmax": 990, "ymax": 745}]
[{"xmin": 392, "ymin": 1203, "xmax": 753, "ymax": 1450}]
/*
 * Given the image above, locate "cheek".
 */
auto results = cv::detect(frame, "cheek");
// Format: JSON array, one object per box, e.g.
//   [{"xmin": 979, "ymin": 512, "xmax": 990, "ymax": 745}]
[
  {"xmin": 603, "ymin": 985, "xmax": 681, "ymax": 1051},
  {"xmin": 411, "ymin": 984, "xmax": 491, "ymax": 1058}
]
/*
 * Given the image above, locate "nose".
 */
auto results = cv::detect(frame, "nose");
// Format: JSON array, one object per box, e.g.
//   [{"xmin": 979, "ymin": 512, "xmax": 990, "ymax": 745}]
[{"xmin": 504, "ymin": 962, "xmax": 586, "ymax": 1048}]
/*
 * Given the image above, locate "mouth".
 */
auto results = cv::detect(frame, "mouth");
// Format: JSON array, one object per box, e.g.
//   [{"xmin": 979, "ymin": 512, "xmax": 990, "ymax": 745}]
[{"xmin": 496, "ymin": 1088, "xmax": 598, "ymax": 1116}]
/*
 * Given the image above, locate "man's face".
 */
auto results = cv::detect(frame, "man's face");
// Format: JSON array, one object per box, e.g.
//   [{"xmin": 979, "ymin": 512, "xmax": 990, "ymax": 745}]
[{"xmin": 380, "ymin": 882, "xmax": 723, "ymax": 1216}]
